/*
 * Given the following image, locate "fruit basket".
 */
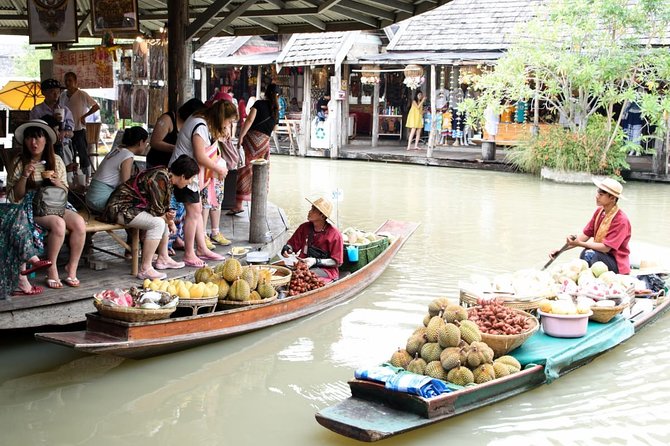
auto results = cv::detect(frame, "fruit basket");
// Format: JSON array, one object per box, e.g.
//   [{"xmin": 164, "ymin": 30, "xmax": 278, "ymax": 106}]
[
  {"xmin": 467, "ymin": 307, "xmax": 539, "ymax": 358},
  {"xmin": 537, "ymin": 309, "xmax": 592, "ymax": 338},
  {"xmin": 460, "ymin": 289, "xmax": 544, "ymax": 311},
  {"xmin": 94, "ymin": 298, "xmax": 176, "ymax": 322},
  {"xmin": 589, "ymin": 303, "xmax": 628, "ymax": 323},
  {"xmin": 217, "ymin": 289, "xmax": 278, "ymax": 309},
  {"xmin": 256, "ymin": 265, "xmax": 292, "ymax": 288}
]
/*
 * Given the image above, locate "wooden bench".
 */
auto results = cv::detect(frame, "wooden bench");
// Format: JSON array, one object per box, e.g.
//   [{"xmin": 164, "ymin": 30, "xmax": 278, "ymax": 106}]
[{"xmin": 78, "ymin": 210, "xmax": 140, "ymax": 276}]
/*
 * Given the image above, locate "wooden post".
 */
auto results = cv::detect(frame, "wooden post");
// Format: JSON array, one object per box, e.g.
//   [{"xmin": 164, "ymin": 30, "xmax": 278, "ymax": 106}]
[
  {"xmin": 167, "ymin": 0, "xmax": 190, "ymax": 112},
  {"xmin": 249, "ymin": 159, "xmax": 270, "ymax": 243},
  {"xmin": 371, "ymin": 80, "xmax": 380, "ymax": 147},
  {"xmin": 532, "ymin": 75, "xmax": 540, "ymax": 137},
  {"xmin": 300, "ymin": 66, "xmax": 312, "ymax": 156},
  {"xmin": 427, "ymin": 64, "xmax": 436, "ymax": 157},
  {"xmin": 341, "ymin": 64, "xmax": 350, "ymax": 150}
]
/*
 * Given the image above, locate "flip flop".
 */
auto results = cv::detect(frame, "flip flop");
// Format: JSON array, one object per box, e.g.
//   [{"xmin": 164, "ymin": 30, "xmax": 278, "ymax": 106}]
[
  {"xmin": 21, "ymin": 259, "xmax": 53, "ymax": 276},
  {"xmin": 46, "ymin": 278, "xmax": 63, "ymax": 289},
  {"xmin": 63, "ymin": 277, "xmax": 80, "ymax": 287},
  {"xmin": 183, "ymin": 258, "xmax": 206, "ymax": 268},
  {"xmin": 197, "ymin": 252, "xmax": 225, "ymax": 261},
  {"xmin": 12, "ymin": 285, "xmax": 44, "ymax": 296},
  {"xmin": 226, "ymin": 209, "xmax": 244, "ymax": 216}
]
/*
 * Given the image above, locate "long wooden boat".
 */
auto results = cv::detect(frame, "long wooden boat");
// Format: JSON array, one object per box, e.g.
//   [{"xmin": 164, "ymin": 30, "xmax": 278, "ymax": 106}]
[
  {"xmin": 36, "ymin": 220, "xmax": 419, "ymax": 359},
  {"xmin": 315, "ymin": 292, "xmax": 670, "ymax": 442}
]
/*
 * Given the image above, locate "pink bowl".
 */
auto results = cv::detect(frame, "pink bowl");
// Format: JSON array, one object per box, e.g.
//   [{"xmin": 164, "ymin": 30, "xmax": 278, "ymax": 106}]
[{"xmin": 537, "ymin": 310, "xmax": 593, "ymax": 338}]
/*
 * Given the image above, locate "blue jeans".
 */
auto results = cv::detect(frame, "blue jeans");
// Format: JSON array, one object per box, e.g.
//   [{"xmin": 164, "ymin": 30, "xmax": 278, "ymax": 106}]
[{"xmin": 580, "ymin": 249, "xmax": 619, "ymax": 273}]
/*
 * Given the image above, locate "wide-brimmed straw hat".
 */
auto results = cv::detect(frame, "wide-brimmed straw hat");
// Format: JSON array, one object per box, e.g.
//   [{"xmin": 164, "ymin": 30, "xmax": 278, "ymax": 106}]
[
  {"xmin": 592, "ymin": 177, "xmax": 624, "ymax": 199},
  {"xmin": 306, "ymin": 197, "xmax": 333, "ymax": 219},
  {"xmin": 14, "ymin": 119, "xmax": 57, "ymax": 145},
  {"xmin": 631, "ymin": 259, "xmax": 670, "ymax": 276}
]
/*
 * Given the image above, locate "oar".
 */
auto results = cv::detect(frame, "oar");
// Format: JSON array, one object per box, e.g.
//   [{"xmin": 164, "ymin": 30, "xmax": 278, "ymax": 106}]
[{"xmin": 542, "ymin": 235, "xmax": 576, "ymax": 271}]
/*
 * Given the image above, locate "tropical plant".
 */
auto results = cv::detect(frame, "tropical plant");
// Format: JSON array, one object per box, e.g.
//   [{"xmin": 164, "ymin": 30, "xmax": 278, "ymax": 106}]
[{"xmin": 461, "ymin": 0, "xmax": 670, "ymax": 173}]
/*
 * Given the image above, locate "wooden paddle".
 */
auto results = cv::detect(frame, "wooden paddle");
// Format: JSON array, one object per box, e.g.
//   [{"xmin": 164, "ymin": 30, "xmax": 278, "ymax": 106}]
[{"xmin": 542, "ymin": 235, "xmax": 576, "ymax": 270}]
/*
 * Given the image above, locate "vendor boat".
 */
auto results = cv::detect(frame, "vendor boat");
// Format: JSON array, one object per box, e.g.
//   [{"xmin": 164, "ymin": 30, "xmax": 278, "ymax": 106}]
[
  {"xmin": 315, "ymin": 290, "xmax": 669, "ymax": 442},
  {"xmin": 36, "ymin": 220, "xmax": 418, "ymax": 359}
]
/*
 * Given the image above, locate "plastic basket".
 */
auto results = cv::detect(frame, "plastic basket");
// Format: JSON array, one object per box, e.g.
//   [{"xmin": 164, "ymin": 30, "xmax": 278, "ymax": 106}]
[
  {"xmin": 94, "ymin": 299, "xmax": 175, "ymax": 322},
  {"xmin": 340, "ymin": 236, "xmax": 390, "ymax": 273}
]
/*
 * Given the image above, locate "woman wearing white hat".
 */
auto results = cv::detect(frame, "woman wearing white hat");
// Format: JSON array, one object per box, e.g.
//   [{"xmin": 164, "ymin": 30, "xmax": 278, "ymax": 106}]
[
  {"xmin": 281, "ymin": 197, "xmax": 344, "ymax": 283},
  {"xmin": 550, "ymin": 177, "xmax": 631, "ymax": 274}
]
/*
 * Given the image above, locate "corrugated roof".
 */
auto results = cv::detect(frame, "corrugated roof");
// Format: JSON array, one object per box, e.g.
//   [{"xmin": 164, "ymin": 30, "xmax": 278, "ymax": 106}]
[{"xmin": 276, "ymin": 31, "xmax": 358, "ymax": 67}]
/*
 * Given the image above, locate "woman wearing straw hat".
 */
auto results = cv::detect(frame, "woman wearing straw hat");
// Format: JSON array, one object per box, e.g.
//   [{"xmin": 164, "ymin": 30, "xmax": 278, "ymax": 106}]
[
  {"xmin": 550, "ymin": 178, "xmax": 631, "ymax": 274},
  {"xmin": 281, "ymin": 197, "xmax": 344, "ymax": 283}
]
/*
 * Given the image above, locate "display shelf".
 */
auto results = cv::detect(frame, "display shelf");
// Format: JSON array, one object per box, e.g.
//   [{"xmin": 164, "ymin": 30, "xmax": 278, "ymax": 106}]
[{"xmin": 379, "ymin": 114, "xmax": 402, "ymax": 139}]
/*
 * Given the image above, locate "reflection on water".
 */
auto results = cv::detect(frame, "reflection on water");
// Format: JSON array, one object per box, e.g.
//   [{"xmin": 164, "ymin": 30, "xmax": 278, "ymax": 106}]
[{"xmin": 1, "ymin": 157, "xmax": 669, "ymax": 445}]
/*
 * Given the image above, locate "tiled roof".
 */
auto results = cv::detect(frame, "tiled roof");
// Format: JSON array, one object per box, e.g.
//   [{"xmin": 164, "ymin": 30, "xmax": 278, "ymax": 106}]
[
  {"xmin": 388, "ymin": 0, "xmax": 545, "ymax": 52},
  {"xmin": 276, "ymin": 31, "xmax": 358, "ymax": 67}
]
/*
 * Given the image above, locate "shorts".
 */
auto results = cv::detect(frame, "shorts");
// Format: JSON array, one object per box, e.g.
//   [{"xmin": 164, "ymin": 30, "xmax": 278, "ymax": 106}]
[
  {"xmin": 173, "ymin": 185, "xmax": 200, "ymax": 203},
  {"xmin": 201, "ymin": 180, "xmax": 225, "ymax": 210}
]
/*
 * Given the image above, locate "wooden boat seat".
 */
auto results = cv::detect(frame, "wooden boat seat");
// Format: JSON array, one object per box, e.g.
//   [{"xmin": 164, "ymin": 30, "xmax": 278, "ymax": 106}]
[{"xmin": 76, "ymin": 209, "xmax": 140, "ymax": 276}]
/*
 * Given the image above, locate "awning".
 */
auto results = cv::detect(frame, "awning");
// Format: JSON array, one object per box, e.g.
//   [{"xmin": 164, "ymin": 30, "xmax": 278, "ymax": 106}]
[
  {"xmin": 351, "ymin": 51, "xmax": 505, "ymax": 66},
  {"xmin": 196, "ymin": 52, "xmax": 280, "ymax": 66}
]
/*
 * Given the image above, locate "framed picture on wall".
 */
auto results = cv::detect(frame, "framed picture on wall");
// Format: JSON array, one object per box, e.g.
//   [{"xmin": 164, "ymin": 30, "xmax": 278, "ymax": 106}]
[
  {"xmin": 92, "ymin": 0, "xmax": 139, "ymax": 34},
  {"xmin": 27, "ymin": 0, "xmax": 78, "ymax": 44}
]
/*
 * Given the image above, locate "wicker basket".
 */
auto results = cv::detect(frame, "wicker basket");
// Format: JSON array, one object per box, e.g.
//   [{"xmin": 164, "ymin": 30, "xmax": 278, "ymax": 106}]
[
  {"xmin": 589, "ymin": 303, "xmax": 628, "ymax": 323},
  {"xmin": 460, "ymin": 289, "xmax": 544, "ymax": 311},
  {"xmin": 217, "ymin": 290, "xmax": 278, "ymax": 309},
  {"xmin": 94, "ymin": 299, "xmax": 176, "ymax": 322},
  {"xmin": 256, "ymin": 265, "xmax": 292, "ymax": 288},
  {"xmin": 467, "ymin": 307, "xmax": 539, "ymax": 358}
]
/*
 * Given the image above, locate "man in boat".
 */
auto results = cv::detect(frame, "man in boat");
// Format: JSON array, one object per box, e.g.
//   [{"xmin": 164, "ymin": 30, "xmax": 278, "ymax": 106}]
[
  {"xmin": 281, "ymin": 197, "xmax": 344, "ymax": 283},
  {"xmin": 550, "ymin": 178, "xmax": 631, "ymax": 274}
]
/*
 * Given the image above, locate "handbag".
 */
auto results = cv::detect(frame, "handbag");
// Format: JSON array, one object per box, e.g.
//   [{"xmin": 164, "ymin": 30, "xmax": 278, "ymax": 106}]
[{"xmin": 33, "ymin": 186, "xmax": 68, "ymax": 217}]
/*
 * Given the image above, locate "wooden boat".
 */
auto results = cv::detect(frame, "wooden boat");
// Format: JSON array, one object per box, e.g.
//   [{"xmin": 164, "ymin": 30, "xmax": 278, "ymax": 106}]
[
  {"xmin": 315, "ymin": 292, "xmax": 670, "ymax": 442},
  {"xmin": 36, "ymin": 220, "xmax": 419, "ymax": 359}
]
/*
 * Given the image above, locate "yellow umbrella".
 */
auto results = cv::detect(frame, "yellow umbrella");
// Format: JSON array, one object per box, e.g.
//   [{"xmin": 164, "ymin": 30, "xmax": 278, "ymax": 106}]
[{"xmin": 0, "ymin": 80, "xmax": 44, "ymax": 110}]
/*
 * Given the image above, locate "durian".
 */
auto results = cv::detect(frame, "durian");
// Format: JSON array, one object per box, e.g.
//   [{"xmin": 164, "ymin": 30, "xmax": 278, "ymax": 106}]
[
  {"xmin": 420, "ymin": 342, "xmax": 442, "ymax": 363},
  {"xmin": 389, "ymin": 348, "xmax": 413, "ymax": 369},
  {"xmin": 437, "ymin": 322, "xmax": 461, "ymax": 348},
  {"xmin": 227, "ymin": 278, "xmax": 251, "ymax": 301},
  {"xmin": 473, "ymin": 363, "xmax": 496, "ymax": 384},
  {"xmin": 406, "ymin": 333, "xmax": 427, "ymax": 357},
  {"xmin": 407, "ymin": 354, "xmax": 427, "ymax": 375},
  {"xmin": 458, "ymin": 319, "xmax": 482, "ymax": 343},
  {"xmin": 222, "ymin": 258, "xmax": 243, "ymax": 282},
  {"xmin": 447, "ymin": 365, "xmax": 474, "ymax": 386},
  {"xmin": 424, "ymin": 361, "xmax": 448, "ymax": 380}
]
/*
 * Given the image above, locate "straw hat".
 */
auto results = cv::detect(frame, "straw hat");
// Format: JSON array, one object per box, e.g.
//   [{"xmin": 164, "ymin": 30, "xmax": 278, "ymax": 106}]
[
  {"xmin": 592, "ymin": 177, "xmax": 624, "ymax": 199},
  {"xmin": 632, "ymin": 259, "xmax": 669, "ymax": 276},
  {"xmin": 14, "ymin": 119, "xmax": 57, "ymax": 145},
  {"xmin": 306, "ymin": 197, "xmax": 333, "ymax": 219}
]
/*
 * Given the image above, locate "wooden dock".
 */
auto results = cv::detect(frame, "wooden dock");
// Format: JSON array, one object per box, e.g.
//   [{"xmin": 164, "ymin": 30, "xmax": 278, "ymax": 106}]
[{"xmin": 0, "ymin": 203, "xmax": 290, "ymax": 330}]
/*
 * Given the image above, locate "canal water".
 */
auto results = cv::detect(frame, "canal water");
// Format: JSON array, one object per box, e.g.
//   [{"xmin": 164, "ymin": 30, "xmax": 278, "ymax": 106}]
[{"xmin": 1, "ymin": 157, "xmax": 668, "ymax": 445}]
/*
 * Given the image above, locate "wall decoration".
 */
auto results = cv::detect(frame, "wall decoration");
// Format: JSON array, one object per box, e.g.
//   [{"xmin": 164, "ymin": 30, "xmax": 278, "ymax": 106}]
[
  {"xmin": 120, "ymin": 55, "xmax": 133, "ymax": 81},
  {"xmin": 118, "ymin": 84, "xmax": 133, "ymax": 120},
  {"xmin": 132, "ymin": 86, "xmax": 148, "ymax": 123},
  {"xmin": 133, "ymin": 40, "xmax": 149, "ymax": 80},
  {"xmin": 148, "ymin": 88, "xmax": 165, "ymax": 125},
  {"xmin": 92, "ymin": 0, "xmax": 139, "ymax": 34},
  {"xmin": 53, "ymin": 48, "xmax": 114, "ymax": 88},
  {"xmin": 27, "ymin": 0, "xmax": 78, "ymax": 44},
  {"xmin": 148, "ymin": 40, "xmax": 167, "ymax": 81}
]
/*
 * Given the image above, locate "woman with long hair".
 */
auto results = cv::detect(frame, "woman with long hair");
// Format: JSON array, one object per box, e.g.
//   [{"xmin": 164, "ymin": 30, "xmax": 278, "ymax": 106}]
[
  {"xmin": 169, "ymin": 100, "xmax": 237, "ymax": 267},
  {"xmin": 405, "ymin": 90, "xmax": 425, "ymax": 151},
  {"xmin": 229, "ymin": 83, "xmax": 279, "ymax": 215},
  {"xmin": 7, "ymin": 119, "xmax": 86, "ymax": 289},
  {"xmin": 86, "ymin": 126, "xmax": 148, "ymax": 213}
]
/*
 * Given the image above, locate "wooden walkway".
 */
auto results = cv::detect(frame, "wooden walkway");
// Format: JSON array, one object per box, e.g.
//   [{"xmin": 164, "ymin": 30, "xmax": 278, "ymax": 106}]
[{"xmin": 0, "ymin": 202, "xmax": 290, "ymax": 329}]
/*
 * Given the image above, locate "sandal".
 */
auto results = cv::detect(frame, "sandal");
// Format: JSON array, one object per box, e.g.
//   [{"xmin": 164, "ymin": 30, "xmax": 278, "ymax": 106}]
[
  {"xmin": 183, "ymin": 258, "xmax": 206, "ymax": 268},
  {"xmin": 155, "ymin": 259, "xmax": 186, "ymax": 270},
  {"xmin": 46, "ymin": 278, "xmax": 63, "ymax": 289},
  {"xmin": 63, "ymin": 277, "xmax": 80, "ymax": 287},
  {"xmin": 137, "ymin": 268, "xmax": 167, "ymax": 280},
  {"xmin": 12, "ymin": 285, "xmax": 44, "ymax": 296},
  {"xmin": 21, "ymin": 259, "xmax": 52, "ymax": 276},
  {"xmin": 226, "ymin": 209, "xmax": 244, "ymax": 216}
]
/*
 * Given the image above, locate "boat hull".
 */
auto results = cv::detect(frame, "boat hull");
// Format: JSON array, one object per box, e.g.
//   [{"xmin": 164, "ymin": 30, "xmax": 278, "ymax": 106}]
[
  {"xmin": 315, "ymin": 295, "xmax": 670, "ymax": 441},
  {"xmin": 36, "ymin": 220, "xmax": 419, "ymax": 358}
]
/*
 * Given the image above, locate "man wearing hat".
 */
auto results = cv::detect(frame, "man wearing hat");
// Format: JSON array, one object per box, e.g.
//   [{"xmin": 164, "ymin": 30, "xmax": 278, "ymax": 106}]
[
  {"xmin": 281, "ymin": 197, "xmax": 344, "ymax": 283},
  {"xmin": 550, "ymin": 178, "xmax": 631, "ymax": 274},
  {"xmin": 30, "ymin": 78, "xmax": 75, "ymax": 167}
]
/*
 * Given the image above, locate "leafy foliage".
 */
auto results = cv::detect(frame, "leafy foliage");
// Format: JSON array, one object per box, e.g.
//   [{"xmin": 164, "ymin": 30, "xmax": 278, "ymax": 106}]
[{"xmin": 461, "ymin": 0, "xmax": 670, "ymax": 173}]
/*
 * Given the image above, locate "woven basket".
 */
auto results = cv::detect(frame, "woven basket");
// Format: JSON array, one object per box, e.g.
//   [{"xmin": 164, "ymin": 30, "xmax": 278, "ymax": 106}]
[
  {"xmin": 256, "ymin": 265, "xmax": 292, "ymax": 288},
  {"xmin": 460, "ymin": 289, "xmax": 544, "ymax": 311},
  {"xmin": 404, "ymin": 64, "xmax": 424, "ymax": 77},
  {"xmin": 94, "ymin": 299, "xmax": 175, "ymax": 322},
  {"xmin": 589, "ymin": 303, "xmax": 628, "ymax": 323},
  {"xmin": 467, "ymin": 307, "xmax": 539, "ymax": 358},
  {"xmin": 217, "ymin": 290, "xmax": 278, "ymax": 308}
]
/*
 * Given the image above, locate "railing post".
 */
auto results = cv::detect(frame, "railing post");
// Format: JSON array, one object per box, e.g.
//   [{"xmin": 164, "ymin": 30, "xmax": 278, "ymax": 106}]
[{"xmin": 249, "ymin": 159, "xmax": 269, "ymax": 243}]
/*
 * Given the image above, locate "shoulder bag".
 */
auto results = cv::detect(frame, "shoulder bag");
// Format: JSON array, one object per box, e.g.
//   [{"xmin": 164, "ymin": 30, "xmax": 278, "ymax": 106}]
[{"xmin": 33, "ymin": 185, "xmax": 68, "ymax": 217}]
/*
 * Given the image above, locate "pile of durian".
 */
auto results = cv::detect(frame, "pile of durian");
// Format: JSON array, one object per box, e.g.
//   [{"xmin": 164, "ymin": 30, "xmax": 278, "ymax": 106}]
[
  {"xmin": 194, "ymin": 258, "xmax": 276, "ymax": 302},
  {"xmin": 389, "ymin": 298, "xmax": 521, "ymax": 386}
]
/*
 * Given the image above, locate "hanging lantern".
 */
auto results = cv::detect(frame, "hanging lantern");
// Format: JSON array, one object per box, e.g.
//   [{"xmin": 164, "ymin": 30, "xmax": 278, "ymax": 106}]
[
  {"xmin": 360, "ymin": 64, "xmax": 380, "ymax": 85},
  {"xmin": 403, "ymin": 64, "xmax": 423, "ymax": 78}
]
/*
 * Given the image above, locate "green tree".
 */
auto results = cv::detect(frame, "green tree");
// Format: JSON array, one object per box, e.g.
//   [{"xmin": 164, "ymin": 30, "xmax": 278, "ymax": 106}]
[
  {"xmin": 462, "ymin": 0, "xmax": 670, "ymax": 174},
  {"xmin": 12, "ymin": 44, "xmax": 51, "ymax": 78}
]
